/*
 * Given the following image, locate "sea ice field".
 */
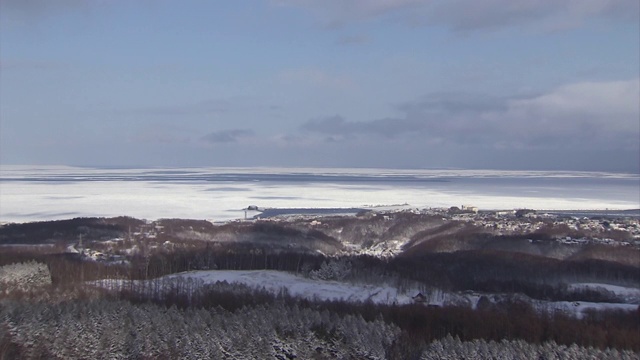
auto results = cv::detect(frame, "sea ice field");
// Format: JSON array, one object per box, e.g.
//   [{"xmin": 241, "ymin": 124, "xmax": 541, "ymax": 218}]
[{"xmin": 0, "ymin": 165, "xmax": 638, "ymax": 223}]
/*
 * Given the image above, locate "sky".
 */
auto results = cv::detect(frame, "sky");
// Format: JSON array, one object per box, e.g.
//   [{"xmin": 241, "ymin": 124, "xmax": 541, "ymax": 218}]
[{"xmin": 1, "ymin": 0, "xmax": 639, "ymax": 172}]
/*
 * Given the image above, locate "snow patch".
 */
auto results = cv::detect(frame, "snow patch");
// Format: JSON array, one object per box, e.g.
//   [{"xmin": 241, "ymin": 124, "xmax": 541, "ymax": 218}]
[
  {"xmin": 167, "ymin": 270, "xmax": 414, "ymax": 305},
  {"xmin": 569, "ymin": 283, "xmax": 640, "ymax": 303}
]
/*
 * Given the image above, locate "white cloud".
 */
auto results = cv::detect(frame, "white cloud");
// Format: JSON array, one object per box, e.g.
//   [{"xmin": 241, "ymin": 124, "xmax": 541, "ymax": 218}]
[
  {"xmin": 301, "ymin": 78, "xmax": 640, "ymax": 151},
  {"xmin": 503, "ymin": 79, "xmax": 640, "ymax": 138},
  {"xmin": 514, "ymin": 79, "xmax": 639, "ymax": 117}
]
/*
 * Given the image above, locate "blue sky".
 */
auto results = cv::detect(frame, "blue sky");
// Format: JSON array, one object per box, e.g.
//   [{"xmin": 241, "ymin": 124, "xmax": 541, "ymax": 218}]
[{"xmin": 1, "ymin": 0, "xmax": 639, "ymax": 171}]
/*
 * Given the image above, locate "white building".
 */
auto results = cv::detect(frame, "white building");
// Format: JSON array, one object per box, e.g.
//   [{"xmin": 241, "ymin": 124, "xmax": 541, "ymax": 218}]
[{"xmin": 461, "ymin": 204, "xmax": 479, "ymax": 213}]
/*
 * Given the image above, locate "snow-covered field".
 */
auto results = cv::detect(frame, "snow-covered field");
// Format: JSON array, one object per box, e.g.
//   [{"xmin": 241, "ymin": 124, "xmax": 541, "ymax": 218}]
[
  {"xmin": 95, "ymin": 270, "xmax": 640, "ymax": 318},
  {"xmin": 569, "ymin": 283, "xmax": 640, "ymax": 303},
  {"xmin": 169, "ymin": 270, "xmax": 413, "ymax": 304},
  {"xmin": 543, "ymin": 300, "xmax": 638, "ymax": 318},
  {"xmin": 1, "ymin": 166, "xmax": 638, "ymax": 223}
]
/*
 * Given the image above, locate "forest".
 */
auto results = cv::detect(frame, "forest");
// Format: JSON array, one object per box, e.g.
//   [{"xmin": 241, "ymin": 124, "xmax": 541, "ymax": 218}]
[{"xmin": 0, "ymin": 213, "xmax": 639, "ymax": 359}]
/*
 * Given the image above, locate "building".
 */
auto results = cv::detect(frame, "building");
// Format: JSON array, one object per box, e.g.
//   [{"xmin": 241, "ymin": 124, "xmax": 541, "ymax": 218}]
[{"xmin": 461, "ymin": 205, "xmax": 479, "ymax": 213}]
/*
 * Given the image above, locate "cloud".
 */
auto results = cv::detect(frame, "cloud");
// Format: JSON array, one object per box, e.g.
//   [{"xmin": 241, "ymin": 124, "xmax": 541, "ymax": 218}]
[
  {"xmin": 493, "ymin": 79, "xmax": 640, "ymax": 149},
  {"xmin": 300, "ymin": 93, "xmax": 512, "ymax": 143},
  {"xmin": 301, "ymin": 115, "xmax": 420, "ymax": 139},
  {"xmin": 272, "ymin": 0, "xmax": 638, "ymax": 30},
  {"xmin": 300, "ymin": 79, "xmax": 640, "ymax": 151},
  {"xmin": 201, "ymin": 129, "xmax": 254, "ymax": 143},
  {"xmin": 494, "ymin": 80, "xmax": 635, "ymax": 134},
  {"xmin": 396, "ymin": 92, "xmax": 510, "ymax": 115}
]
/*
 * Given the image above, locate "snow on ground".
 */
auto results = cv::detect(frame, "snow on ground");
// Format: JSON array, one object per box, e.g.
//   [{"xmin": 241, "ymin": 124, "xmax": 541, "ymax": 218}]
[
  {"xmin": 92, "ymin": 270, "xmax": 639, "ymax": 319},
  {"xmin": 569, "ymin": 283, "xmax": 640, "ymax": 303},
  {"xmin": 362, "ymin": 204, "xmax": 415, "ymax": 212},
  {"xmin": 167, "ymin": 270, "xmax": 415, "ymax": 305},
  {"xmin": 538, "ymin": 301, "xmax": 639, "ymax": 319},
  {"xmin": 173, "ymin": 271, "xmax": 640, "ymax": 317}
]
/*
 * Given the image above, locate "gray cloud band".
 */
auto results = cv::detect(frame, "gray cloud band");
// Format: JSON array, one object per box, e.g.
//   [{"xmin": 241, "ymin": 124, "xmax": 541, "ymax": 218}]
[{"xmin": 300, "ymin": 79, "xmax": 640, "ymax": 150}]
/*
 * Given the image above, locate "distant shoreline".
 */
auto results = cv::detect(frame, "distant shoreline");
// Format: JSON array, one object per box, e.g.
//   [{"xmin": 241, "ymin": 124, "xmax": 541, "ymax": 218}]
[
  {"xmin": 3, "ymin": 207, "xmax": 640, "ymax": 226},
  {"xmin": 254, "ymin": 207, "xmax": 640, "ymax": 220}
]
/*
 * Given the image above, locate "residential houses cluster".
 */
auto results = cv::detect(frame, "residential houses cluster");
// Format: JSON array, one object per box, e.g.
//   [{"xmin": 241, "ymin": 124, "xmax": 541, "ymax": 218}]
[{"xmin": 421, "ymin": 207, "xmax": 640, "ymax": 247}]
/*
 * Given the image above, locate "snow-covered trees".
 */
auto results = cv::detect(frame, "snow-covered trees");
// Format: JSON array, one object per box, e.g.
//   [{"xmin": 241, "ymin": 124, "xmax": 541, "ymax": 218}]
[
  {"xmin": 0, "ymin": 261, "xmax": 51, "ymax": 293},
  {"xmin": 0, "ymin": 299, "xmax": 399, "ymax": 359},
  {"xmin": 3, "ymin": 298, "xmax": 636, "ymax": 359},
  {"xmin": 420, "ymin": 335, "xmax": 639, "ymax": 360},
  {"xmin": 309, "ymin": 258, "xmax": 352, "ymax": 281}
]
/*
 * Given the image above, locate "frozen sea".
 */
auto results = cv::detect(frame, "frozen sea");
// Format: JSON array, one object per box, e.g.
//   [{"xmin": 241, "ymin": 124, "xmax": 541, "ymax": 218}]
[{"xmin": 0, "ymin": 165, "xmax": 638, "ymax": 223}]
